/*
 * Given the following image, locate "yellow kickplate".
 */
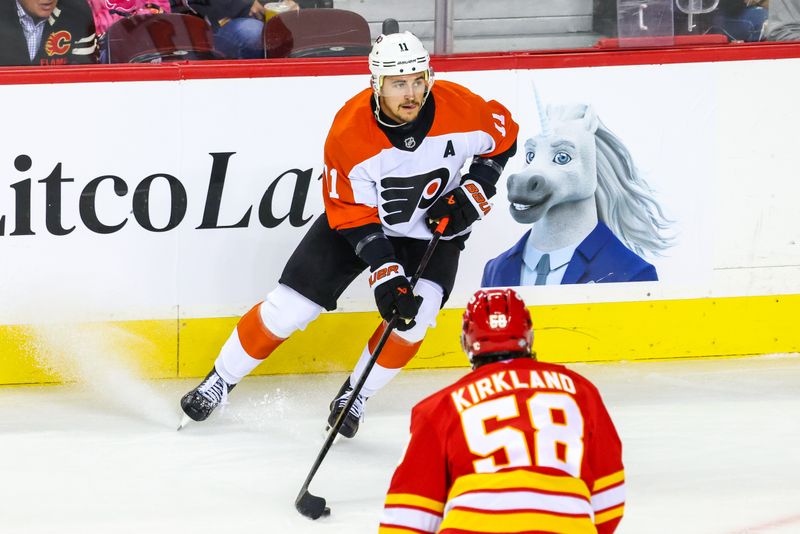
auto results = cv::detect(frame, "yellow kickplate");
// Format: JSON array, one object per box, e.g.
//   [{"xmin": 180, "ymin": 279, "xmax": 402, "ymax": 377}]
[{"xmin": 2, "ymin": 294, "xmax": 798, "ymax": 385}]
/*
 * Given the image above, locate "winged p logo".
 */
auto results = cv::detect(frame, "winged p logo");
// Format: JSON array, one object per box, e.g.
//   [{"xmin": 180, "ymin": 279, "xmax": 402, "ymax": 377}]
[{"xmin": 380, "ymin": 168, "xmax": 450, "ymax": 225}]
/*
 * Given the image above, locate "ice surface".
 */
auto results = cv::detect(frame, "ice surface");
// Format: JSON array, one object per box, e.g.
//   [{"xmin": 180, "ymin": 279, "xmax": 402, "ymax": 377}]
[{"xmin": 1, "ymin": 355, "xmax": 799, "ymax": 533}]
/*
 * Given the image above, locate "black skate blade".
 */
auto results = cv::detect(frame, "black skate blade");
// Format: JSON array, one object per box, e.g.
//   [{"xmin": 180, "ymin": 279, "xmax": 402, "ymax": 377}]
[{"xmin": 295, "ymin": 489, "xmax": 330, "ymax": 519}]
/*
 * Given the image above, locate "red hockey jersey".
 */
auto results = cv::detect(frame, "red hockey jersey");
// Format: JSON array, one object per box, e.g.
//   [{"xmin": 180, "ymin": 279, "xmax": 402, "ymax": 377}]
[
  {"xmin": 379, "ymin": 358, "xmax": 625, "ymax": 534},
  {"xmin": 322, "ymin": 80, "xmax": 518, "ymax": 238}
]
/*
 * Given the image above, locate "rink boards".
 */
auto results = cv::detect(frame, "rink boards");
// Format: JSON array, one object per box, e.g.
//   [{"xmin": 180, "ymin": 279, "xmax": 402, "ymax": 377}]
[
  {"xmin": 2, "ymin": 47, "xmax": 800, "ymax": 384},
  {"xmin": 2, "ymin": 294, "xmax": 799, "ymax": 384}
]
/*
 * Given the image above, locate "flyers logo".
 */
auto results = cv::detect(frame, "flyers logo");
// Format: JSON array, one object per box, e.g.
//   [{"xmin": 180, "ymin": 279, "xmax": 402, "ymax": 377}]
[
  {"xmin": 45, "ymin": 31, "xmax": 72, "ymax": 56},
  {"xmin": 380, "ymin": 168, "xmax": 450, "ymax": 225}
]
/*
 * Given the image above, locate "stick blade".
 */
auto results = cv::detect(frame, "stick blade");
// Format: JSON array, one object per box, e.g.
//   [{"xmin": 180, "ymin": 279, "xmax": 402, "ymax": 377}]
[{"xmin": 295, "ymin": 489, "xmax": 330, "ymax": 519}]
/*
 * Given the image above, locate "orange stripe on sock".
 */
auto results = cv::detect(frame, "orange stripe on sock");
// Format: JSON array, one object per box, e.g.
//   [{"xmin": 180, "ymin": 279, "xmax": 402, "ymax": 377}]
[
  {"xmin": 369, "ymin": 322, "xmax": 423, "ymax": 369},
  {"xmin": 237, "ymin": 303, "xmax": 286, "ymax": 360}
]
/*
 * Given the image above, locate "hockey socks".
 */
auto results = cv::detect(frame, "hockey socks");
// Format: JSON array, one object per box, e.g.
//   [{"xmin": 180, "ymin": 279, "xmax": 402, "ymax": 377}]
[
  {"xmin": 215, "ymin": 303, "xmax": 287, "ymax": 384},
  {"xmin": 215, "ymin": 285, "xmax": 323, "ymax": 384},
  {"xmin": 351, "ymin": 322, "xmax": 423, "ymax": 398}
]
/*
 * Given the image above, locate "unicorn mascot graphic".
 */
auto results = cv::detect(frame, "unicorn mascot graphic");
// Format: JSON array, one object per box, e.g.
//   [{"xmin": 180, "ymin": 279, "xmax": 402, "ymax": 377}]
[{"xmin": 482, "ymin": 101, "xmax": 672, "ymax": 287}]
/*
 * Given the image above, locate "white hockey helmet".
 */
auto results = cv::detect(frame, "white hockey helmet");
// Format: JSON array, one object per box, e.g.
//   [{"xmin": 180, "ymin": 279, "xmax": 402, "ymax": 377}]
[{"xmin": 369, "ymin": 31, "xmax": 433, "ymax": 96}]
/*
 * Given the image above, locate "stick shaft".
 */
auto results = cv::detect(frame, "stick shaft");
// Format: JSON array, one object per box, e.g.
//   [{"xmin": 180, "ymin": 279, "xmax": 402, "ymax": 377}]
[{"xmin": 296, "ymin": 217, "xmax": 449, "ymax": 495}]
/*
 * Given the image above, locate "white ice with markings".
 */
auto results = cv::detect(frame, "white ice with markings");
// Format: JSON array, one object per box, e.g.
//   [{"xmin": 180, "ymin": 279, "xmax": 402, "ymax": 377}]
[{"xmin": 1, "ymin": 352, "xmax": 799, "ymax": 533}]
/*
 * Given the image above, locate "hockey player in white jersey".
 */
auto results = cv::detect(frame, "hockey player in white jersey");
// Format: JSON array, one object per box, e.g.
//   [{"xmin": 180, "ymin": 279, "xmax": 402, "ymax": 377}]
[{"xmin": 181, "ymin": 31, "xmax": 519, "ymax": 437}]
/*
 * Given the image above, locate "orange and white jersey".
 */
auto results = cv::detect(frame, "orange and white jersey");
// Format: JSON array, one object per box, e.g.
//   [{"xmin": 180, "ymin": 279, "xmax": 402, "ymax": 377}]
[
  {"xmin": 322, "ymin": 80, "xmax": 518, "ymax": 238},
  {"xmin": 379, "ymin": 358, "xmax": 625, "ymax": 534}
]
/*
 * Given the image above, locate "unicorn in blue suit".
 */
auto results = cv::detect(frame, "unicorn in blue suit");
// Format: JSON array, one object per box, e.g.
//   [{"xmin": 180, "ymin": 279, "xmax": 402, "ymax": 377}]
[{"xmin": 482, "ymin": 102, "xmax": 672, "ymax": 287}]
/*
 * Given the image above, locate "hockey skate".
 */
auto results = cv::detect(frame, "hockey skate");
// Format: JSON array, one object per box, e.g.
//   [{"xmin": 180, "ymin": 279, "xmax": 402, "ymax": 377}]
[
  {"xmin": 179, "ymin": 367, "xmax": 236, "ymax": 428},
  {"xmin": 326, "ymin": 378, "xmax": 367, "ymax": 439}
]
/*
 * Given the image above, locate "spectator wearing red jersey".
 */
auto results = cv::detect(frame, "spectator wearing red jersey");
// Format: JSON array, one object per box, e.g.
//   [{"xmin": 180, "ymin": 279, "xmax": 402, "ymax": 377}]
[{"xmin": 380, "ymin": 288, "xmax": 625, "ymax": 534}]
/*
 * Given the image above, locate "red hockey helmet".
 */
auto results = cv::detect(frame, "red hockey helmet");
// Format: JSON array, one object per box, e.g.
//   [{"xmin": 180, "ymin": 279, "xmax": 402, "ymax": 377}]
[{"xmin": 461, "ymin": 289, "xmax": 533, "ymax": 366}]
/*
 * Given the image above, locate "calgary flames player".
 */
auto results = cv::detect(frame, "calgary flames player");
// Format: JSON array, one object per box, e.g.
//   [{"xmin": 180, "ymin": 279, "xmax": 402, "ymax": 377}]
[
  {"xmin": 379, "ymin": 289, "xmax": 625, "ymax": 533},
  {"xmin": 180, "ymin": 31, "xmax": 519, "ymax": 437}
]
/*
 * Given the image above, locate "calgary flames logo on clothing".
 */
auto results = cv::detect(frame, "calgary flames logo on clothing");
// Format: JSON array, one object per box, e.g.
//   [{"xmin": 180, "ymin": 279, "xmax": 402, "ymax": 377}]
[
  {"xmin": 45, "ymin": 31, "xmax": 72, "ymax": 56},
  {"xmin": 380, "ymin": 168, "xmax": 449, "ymax": 225}
]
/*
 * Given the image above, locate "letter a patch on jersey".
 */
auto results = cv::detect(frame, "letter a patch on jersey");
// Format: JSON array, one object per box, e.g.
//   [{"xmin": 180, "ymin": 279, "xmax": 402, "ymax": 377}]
[
  {"xmin": 380, "ymin": 168, "xmax": 450, "ymax": 225},
  {"xmin": 443, "ymin": 140, "xmax": 456, "ymax": 158}
]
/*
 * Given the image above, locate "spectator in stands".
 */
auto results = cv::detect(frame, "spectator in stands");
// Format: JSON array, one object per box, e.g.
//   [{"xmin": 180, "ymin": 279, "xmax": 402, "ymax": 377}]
[
  {"xmin": 172, "ymin": 0, "xmax": 269, "ymax": 59},
  {"xmin": 87, "ymin": 0, "xmax": 170, "ymax": 38},
  {"xmin": 0, "ymin": 0, "xmax": 98, "ymax": 66},
  {"xmin": 765, "ymin": 0, "xmax": 800, "ymax": 40},
  {"xmin": 710, "ymin": 0, "xmax": 769, "ymax": 41},
  {"xmin": 86, "ymin": 0, "xmax": 170, "ymax": 63}
]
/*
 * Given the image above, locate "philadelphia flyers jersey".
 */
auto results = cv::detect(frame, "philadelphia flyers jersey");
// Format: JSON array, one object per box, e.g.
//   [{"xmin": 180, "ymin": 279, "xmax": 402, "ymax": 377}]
[
  {"xmin": 322, "ymin": 80, "xmax": 518, "ymax": 238},
  {"xmin": 379, "ymin": 357, "xmax": 625, "ymax": 534}
]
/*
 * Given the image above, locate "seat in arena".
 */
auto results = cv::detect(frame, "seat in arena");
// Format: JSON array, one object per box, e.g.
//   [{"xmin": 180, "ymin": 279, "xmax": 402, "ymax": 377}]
[
  {"xmin": 105, "ymin": 13, "xmax": 223, "ymax": 63},
  {"xmin": 264, "ymin": 8, "xmax": 372, "ymax": 58}
]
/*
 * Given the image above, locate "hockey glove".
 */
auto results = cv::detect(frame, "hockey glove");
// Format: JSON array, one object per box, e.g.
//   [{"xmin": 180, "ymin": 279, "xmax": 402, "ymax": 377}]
[
  {"xmin": 425, "ymin": 179, "xmax": 491, "ymax": 236},
  {"xmin": 369, "ymin": 261, "xmax": 423, "ymax": 331}
]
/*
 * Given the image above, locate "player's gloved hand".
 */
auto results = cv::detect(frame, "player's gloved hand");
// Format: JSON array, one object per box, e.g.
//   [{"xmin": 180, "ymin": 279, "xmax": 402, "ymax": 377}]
[
  {"xmin": 369, "ymin": 261, "xmax": 423, "ymax": 331},
  {"xmin": 425, "ymin": 179, "xmax": 491, "ymax": 236}
]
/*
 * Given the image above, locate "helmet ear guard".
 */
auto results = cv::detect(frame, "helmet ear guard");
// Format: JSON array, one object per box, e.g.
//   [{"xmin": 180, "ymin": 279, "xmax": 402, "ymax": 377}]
[{"xmin": 423, "ymin": 66, "xmax": 435, "ymax": 93}]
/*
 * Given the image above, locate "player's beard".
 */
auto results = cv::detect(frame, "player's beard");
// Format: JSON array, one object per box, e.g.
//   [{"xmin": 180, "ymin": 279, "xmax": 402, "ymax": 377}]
[{"xmin": 389, "ymin": 99, "xmax": 421, "ymax": 123}]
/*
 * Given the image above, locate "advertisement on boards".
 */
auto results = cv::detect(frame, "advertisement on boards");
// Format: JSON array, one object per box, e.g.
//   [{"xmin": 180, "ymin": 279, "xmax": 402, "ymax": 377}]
[{"xmin": 2, "ymin": 59, "xmax": 797, "ymax": 327}]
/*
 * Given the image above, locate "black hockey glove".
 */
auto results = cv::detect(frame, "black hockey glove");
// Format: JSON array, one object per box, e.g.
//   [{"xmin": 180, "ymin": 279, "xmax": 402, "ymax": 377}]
[
  {"xmin": 425, "ymin": 178, "xmax": 491, "ymax": 236},
  {"xmin": 369, "ymin": 261, "xmax": 423, "ymax": 331}
]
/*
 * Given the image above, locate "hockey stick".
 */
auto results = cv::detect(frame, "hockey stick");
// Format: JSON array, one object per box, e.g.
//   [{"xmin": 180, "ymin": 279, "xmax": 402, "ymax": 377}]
[{"xmin": 295, "ymin": 217, "xmax": 449, "ymax": 520}]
